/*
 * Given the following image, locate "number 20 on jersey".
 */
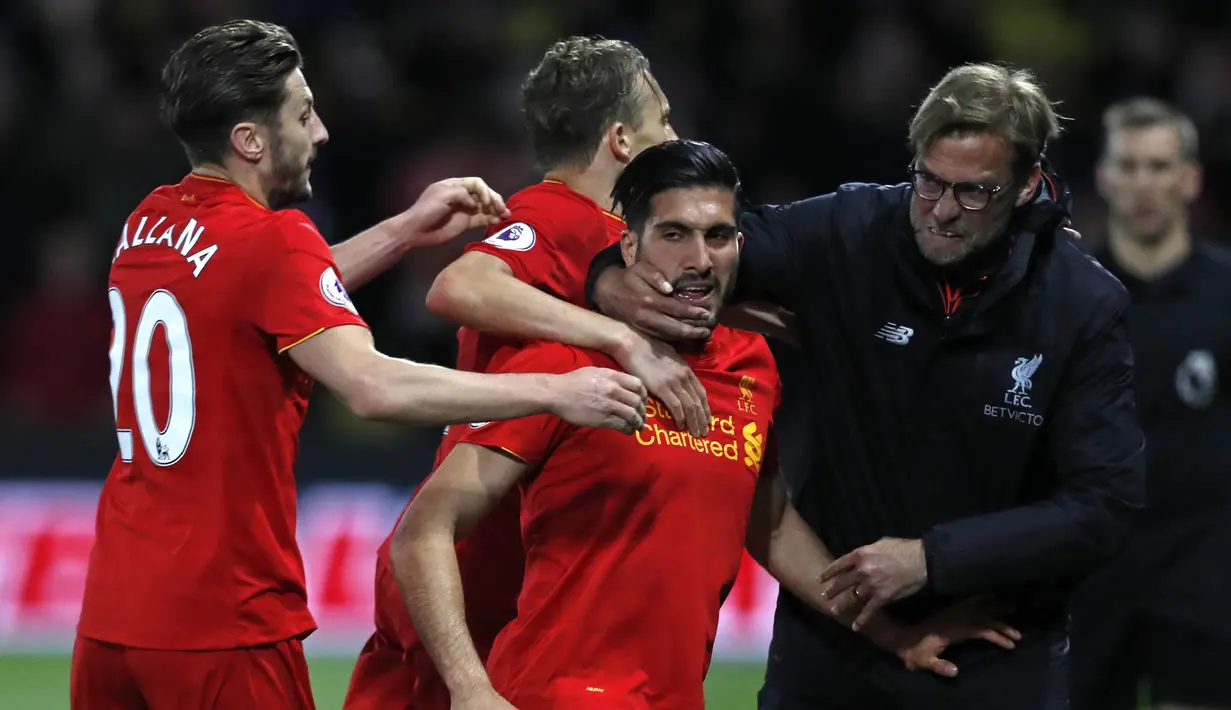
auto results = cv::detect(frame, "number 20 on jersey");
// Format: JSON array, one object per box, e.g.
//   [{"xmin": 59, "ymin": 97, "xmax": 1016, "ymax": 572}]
[{"xmin": 108, "ymin": 288, "xmax": 197, "ymax": 466}]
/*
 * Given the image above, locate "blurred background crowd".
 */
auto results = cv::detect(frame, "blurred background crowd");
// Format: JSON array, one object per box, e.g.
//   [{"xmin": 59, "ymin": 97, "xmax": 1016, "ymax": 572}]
[{"xmin": 2, "ymin": 0, "xmax": 1229, "ymax": 483}]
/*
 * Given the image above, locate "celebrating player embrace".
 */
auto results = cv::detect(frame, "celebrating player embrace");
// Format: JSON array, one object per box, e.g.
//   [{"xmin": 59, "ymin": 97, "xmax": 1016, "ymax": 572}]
[
  {"xmin": 388, "ymin": 141, "xmax": 1022, "ymax": 710},
  {"xmin": 396, "ymin": 141, "xmax": 777, "ymax": 710},
  {"xmin": 72, "ymin": 20, "xmax": 645, "ymax": 710}
]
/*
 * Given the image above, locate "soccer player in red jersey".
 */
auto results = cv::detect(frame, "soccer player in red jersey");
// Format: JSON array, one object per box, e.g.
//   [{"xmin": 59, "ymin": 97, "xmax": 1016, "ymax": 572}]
[
  {"xmin": 426, "ymin": 37, "xmax": 710, "ymax": 430},
  {"xmin": 396, "ymin": 139, "xmax": 775, "ymax": 710},
  {"xmin": 343, "ymin": 37, "xmax": 708, "ymax": 710},
  {"xmin": 71, "ymin": 21, "xmax": 647, "ymax": 710}
]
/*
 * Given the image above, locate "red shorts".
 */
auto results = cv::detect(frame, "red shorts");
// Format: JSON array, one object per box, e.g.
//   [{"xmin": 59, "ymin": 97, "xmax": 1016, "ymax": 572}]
[
  {"xmin": 343, "ymin": 630, "xmax": 442, "ymax": 710},
  {"xmin": 70, "ymin": 635, "xmax": 315, "ymax": 710}
]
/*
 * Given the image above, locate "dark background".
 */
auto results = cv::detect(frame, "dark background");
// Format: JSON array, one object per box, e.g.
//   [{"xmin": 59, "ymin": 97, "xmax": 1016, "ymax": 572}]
[{"xmin": 3, "ymin": 0, "xmax": 1229, "ymax": 485}]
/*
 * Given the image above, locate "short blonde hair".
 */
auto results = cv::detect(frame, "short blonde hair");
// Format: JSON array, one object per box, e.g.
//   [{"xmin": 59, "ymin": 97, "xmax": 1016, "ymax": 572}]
[
  {"xmin": 1101, "ymin": 97, "xmax": 1198, "ymax": 163},
  {"xmin": 909, "ymin": 63, "xmax": 1064, "ymax": 177}
]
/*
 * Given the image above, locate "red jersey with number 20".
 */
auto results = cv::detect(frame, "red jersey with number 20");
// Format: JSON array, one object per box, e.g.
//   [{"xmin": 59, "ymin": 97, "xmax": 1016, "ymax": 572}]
[
  {"xmin": 462, "ymin": 329, "xmax": 781, "ymax": 710},
  {"xmin": 77, "ymin": 174, "xmax": 368, "ymax": 650}
]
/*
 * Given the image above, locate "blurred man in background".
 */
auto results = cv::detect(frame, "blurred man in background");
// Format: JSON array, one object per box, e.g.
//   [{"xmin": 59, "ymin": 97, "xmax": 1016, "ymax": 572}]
[
  {"xmin": 587, "ymin": 63, "xmax": 1146, "ymax": 710},
  {"xmin": 1071, "ymin": 98, "xmax": 1231, "ymax": 710}
]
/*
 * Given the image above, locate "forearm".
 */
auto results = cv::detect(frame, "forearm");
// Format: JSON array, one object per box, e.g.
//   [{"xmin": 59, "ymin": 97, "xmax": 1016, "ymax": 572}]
[
  {"xmin": 330, "ymin": 213, "xmax": 415, "ymax": 290},
  {"xmin": 922, "ymin": 490, "xmax": 1140, "ymax": 596},
  {"xmin": 429, "ymin": 263, "xmax": 638, "ymax": 357},
  {"xmin": 391, "ymin": 523, "xmax": 492, "ymax": 699},
  {"xmin": 357, "ymin": 355, "xmax": 555, "ymax": 425}
]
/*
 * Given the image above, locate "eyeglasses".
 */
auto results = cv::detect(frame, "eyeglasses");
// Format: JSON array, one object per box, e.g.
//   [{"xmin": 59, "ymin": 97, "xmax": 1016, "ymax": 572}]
[{"xmin": 908, "ymin": 165, "xmax": 1006, "ymax": 211}]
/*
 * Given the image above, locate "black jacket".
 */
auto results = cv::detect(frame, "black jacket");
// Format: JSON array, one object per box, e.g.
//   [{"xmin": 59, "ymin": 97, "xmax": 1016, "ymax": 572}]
[
  {"xmin": 588, "ymin": 175, "xmax": 1146, "ymax": 626},
  {"xmin": 1070, "ymin": 242, "xmax": 1231, "ymax": 703}
]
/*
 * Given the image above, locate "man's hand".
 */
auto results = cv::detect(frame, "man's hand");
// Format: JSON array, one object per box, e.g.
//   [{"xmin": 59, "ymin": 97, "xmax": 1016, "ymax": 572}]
[
  {"xmin": 612, "ymin": 330, "xmax": 711, "ymax": 437},
  {"xmin": 593, "ymin": 262, "xmax": 714, "ymax": 342},
  {"xmin": 401, "ymin": 177, "xmax": 512, "ymax": 247},
  {"xmin": 896, "ymin": 597, "xmax": 1021, "ymax": 678},
  {"xmin": 546, "ymin": 367, "xmax": 647, "ymax": 434},
  {"xmin": 820, "ymin": 537, "xmax": 928, "ymax": 631}
]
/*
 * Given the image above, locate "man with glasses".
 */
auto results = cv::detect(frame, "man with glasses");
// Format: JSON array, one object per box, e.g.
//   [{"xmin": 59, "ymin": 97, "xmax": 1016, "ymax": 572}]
[{"xmin": 585, "ymin": 63, "xmax": 1146, "ymax": 709}]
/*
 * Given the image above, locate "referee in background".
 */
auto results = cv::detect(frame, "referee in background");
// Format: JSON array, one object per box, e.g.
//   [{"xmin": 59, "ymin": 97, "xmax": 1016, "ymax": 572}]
[{"xmin": 1070, "ymin": 98, "xmax": 1231, "ymax": 710}]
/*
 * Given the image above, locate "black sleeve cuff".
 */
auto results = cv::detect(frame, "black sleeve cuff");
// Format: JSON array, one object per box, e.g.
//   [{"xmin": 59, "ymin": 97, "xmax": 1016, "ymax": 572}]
[{"xmin": 585, "ymin": 242, "xmax": 626, "ymax": 311}]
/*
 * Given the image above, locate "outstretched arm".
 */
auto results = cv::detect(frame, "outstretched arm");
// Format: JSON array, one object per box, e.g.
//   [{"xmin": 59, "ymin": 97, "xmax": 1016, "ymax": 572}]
[
  {"xmin": 333, "ymin": 177, "xmax": 510, "ymax": 289},
  {"xmin": 287, "ymin": 324, "xmax": 646, "ymax": 431}
]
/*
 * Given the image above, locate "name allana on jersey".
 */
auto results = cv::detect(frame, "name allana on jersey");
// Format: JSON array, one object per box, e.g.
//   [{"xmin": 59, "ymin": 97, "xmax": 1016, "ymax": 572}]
[{"xmin": 112, "ymin": 215, "xmax": 218, "ymax": 278}]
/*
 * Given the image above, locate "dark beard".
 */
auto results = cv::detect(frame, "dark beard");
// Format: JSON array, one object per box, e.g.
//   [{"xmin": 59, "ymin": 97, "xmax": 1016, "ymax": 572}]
[{"xmin": 267, "ymin": 134, "xmax": 311, "ymax": 210}]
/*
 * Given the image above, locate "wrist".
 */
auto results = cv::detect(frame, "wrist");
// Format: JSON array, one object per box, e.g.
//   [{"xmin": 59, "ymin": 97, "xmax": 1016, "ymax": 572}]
[
  {"xmin": 606, "ymin": 323, "xmax": 642, "ymax": 364},
  {"xmin": 387, "ymin": 210, "xmax": 424, "ymax": 250},
  {"xmin": 532, "ymin": 373, "xmax": 564, "ymax": 416},
  {"xmin": 447, "ymin": 676, "xmax": 498, "ymax": 703}
]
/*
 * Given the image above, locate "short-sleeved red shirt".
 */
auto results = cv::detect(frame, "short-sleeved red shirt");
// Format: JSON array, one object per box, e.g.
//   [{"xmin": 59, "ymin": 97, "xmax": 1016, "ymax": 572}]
[
  {"xmin": 462, "ymin": 330, "xmax": 781, "ymax": 710},
  {"xmin": 77, "ymin": 173, "xmax": 367, "ymax": 650},
  {"xmin": 453, "ymin": 178, "xmax": 625, "ymax": 373}
]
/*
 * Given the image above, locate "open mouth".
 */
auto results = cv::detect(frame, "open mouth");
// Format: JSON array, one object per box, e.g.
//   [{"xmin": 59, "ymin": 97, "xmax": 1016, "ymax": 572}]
[
  {"xmin": 929, "ymin": 226, "xmax": 963, "ymax": 240},
  {"xmin": 674, "ymin": 283, "xmax": 715, "ymax": 304}
]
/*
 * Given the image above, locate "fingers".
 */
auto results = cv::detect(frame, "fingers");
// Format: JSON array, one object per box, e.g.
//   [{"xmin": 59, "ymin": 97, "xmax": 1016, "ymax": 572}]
[
  {"xmin": 447, "ymin": 177, "xmax": 510, "ymax": 218},
  {"xmin": 688, "ymin": 369, "xmax": 712, "ymax": 425},
  {"xmin": 821, "ymin": 589, "xmax": 860, "ymax": 621},
  {"xmin": 655, "ymin": 388, "xmax": 689, "ymax": 435},
  {"xmin": 627, "ymin": 260, "xmax": 673, "ymax": 295},
  {"xmin": 442, "ymin": 185, "xmax": 480, "ymax": 212},
  {"xmin": 976, "ymin": 628, "xmax": 1017, "ymax": 650},
  {"xmin": 819, "ymin": 569, "xmax": 861, "ymax": 602},
  {"xmin": 605, "ymin": 405, "xmax": 643, "ymax": 434},
  {"xmin": 608, "ymin": 382, "xmax": 647, "ymax": 413},
  {"xmin": 637, "ymin": 310, "xmax": 714, "ymax": 342},
  {"xmin": 604, "ymin": 372, "xmax": 647, "ymax": 427},
  {"xmin": 819, "ymin": 554, "xmax": 857, "ymax": 584},
  {"xmin": 851, "ymin": 594, "xmax": 887, "ymax": 631},
  {"xmin": 612, "ymin": 371, "xmax": 648, "ymax": 401},
  {"xmin": 677, "ymin": 381, "xmax": 709, "ymax": 438},
  {"xmin": 991, "ymin": 622, "xmax": 1021, "ymax": 642},
  {"xmin": 926, "ymin": 656, "xmax": 958, "ymax": 678}
]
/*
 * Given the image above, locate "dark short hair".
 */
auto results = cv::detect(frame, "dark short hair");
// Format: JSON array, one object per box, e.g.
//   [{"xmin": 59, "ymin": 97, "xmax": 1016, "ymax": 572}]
[
  {"xmin": 521, "ymin": 36, "xmax": 651, "ymax": 170},
  {"xmin": 611, "ymin": 140, "xmax": 741, "ymax": 233},
  {"xmin": 160, "ymin": 20, "xmax": 303, "ymax": 165}
]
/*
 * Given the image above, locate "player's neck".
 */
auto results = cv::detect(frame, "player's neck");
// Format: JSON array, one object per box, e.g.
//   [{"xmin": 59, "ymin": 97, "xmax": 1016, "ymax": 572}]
[
  {"xmin": 1107, "ymin": 222, "xmax": 1191, "ymax": 282},
  {"xmin": 544, "ymin": 167, "xmax": 617, "ymax": 212},
  {"xmin": 191, "ymin": 163, "xmax": 271, "ymax": 209}
]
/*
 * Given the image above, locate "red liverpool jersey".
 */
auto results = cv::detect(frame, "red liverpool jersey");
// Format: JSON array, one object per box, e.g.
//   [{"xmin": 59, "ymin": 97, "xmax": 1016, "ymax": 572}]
[
  {"xmin": 462, "ymin": 330, "xmax": 781, "ymax": 710},
  {"xmin": 77, "ymin": 173, "xmax": 368, "ymax": 650},
  {"xmin": 362, "ymin": 180, "xmax": 624, "ymax": 709},
  {"xmin": 454, "ymin": 178, "xmax": 625, "ymax": 373}
]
